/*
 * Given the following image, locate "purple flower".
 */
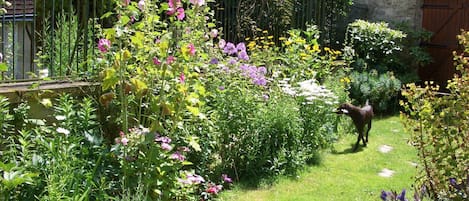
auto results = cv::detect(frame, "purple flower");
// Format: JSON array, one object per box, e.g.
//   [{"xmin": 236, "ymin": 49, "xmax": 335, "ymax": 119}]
[
  {"xmin": 187, "ymin": 173, "xmax": 205, "ymax": 184},
  {"xmin": 170, "ymin": 151, "xmax": 185, "ymax": 161},
  {"xmin": 258, "ymin": 66, "xmax": 267, "ymax": 74},
  {"xmin": 380, "ymin": 191, "xmax": 388, "ymax": 201},
  {"xmin": 223, "ymin": 42, "xmax": 237, "ymax": 55},
  {"xmin": 449, "ymin": 178, "xmax": 461, "ymax": 190},
  {"xmin": 397, "ymin": 189, "xmax": 407, "ymax": 201},
  {"xmin": 218, "ymin": 86, "xmax": 225, "ymax": 91},
  {"xmin": 161, "ymin": 143, "xmax": 172, "ymax": 151},
  {"xmin": 98, "ymin": 39, "xmax": 111, "ymax": 53},
  {"xmin": 254, "ymin": 77, "xmax": 267, "ymax": 86},
  {"xmin": 228, "ymin": 58, "xmax": 237, "ymax": 65},
  {"xmin": 262, "ymin": 94, "xmax": 269, "ymax": 101},
  {"xmin": 155, "ymin": 136, "xmax": 172, "ymax": 144},
  {"xmin": 222, "ymin": 174, "xmax": 232, "ymax": 183},
  {"xmin": 210, "ymin": 58, "xmax": 219, "ymax": 64},
  {"xmin": 236, "ymin": 42, "xmax": 246, "ymax": 52},
  {"xmin": 238, "ymin": 50, "xmax": 249, "ymax": 61}
]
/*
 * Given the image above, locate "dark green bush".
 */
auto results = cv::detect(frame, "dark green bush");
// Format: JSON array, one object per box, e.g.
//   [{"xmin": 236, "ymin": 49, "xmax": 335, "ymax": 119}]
[{"xmin": 348, "ymin": 70, "xmax": 401, "ymax": 113}]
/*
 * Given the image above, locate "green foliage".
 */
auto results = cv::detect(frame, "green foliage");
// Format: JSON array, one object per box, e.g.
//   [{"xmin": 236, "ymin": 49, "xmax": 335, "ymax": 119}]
[
  {"xmin": 344, "ymin": 20, "xmax": 406, "ymax": 73},
  {"xmin": 347, "ymin": 70, "xmax": 402, "ymax": 113},
  {"xmin": 401, "ymin": 31, "xmax": 469, "ymax": 200}
]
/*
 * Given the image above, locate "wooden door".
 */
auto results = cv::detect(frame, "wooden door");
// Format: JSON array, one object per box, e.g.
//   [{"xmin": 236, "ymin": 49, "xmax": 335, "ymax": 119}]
[{"xmin": 420, "ymin": 0, "xmax": 469, "ymax": 85}]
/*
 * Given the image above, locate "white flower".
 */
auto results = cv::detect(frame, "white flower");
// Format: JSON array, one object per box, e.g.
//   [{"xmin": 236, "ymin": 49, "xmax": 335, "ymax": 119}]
[
  {"xmin": 55, "ymin": 115, "xmax": 66, "ymax": 121},
  {"xmin": 38, "ymin": 69, "xmax": 49, "ymax": 78},
  {"xmin": 56, "ymin": 127, "xmax": 70, "ymax": 136}
]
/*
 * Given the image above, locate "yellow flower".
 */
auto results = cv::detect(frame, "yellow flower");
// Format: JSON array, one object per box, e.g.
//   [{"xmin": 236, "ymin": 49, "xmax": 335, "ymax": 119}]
[
  {"xmin": 334, "ymin": 50, "xmax": 342, "ymax": 55},
  {"xmin": 262, "ymin": 30, "xmax": 268, "ymax": 34},
  {"xmin": 324, "ymin": 47, "xmax": 330, "ymax": 52},
  {"xmin": 285, "ymin": 40, "xmax": 293, "ymax": 46},
  {"xmin": 245, "ymin": 37, "xmax": 251, "ymax": 41},
  {"xmin": 263, "ymin": 45, "xmax": 269, "ymax": 49},
  {"xmin": 300, "ymin": 53, "xmax": 308, "ymax": 57},
  {"xmin": 267, "ymin": 36, "xmax": 274, "ymax": 39},
  {"xmin": 279, "ymin": 37, "xmax": 287, "ymax": 41},
  {"xmin": 295, "ymin": 38, "xmax": 306, "ymax": 44},
  {"xmin": 313, "ymin": 44, "xmax": 320, "ymax": 52}
]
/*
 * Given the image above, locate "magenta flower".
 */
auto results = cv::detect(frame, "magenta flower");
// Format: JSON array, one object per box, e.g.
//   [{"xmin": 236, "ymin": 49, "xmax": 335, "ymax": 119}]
[
  {"xmin": 179, "ymin": 72, "xmax": 185, "ymax": 83},
  {"xmin": 121, "ymin": 137, "xmax": 129, "ymax": 146},
  {"xmin": 153, "ymin": 57, "xmax": 161, "ymax": 65},
  {"xmin": 168, "ymin": 0, "xmax": 181, "ymax": 8},
  {"xmin": 170, "ymin": 151, "xmax": 185, "ymax": 161},
  {"xmin": 98, "ymin": 39, "xmax": 111, "ymax": 53},
  {"xmin": 166, "ymin": 56, "xmax": 175, "ymax": 64},
  {"xmin": 176, "ymin": 8, "xmax": 185, "ymax": 20},
  {"xmin": 138, "ymin": 0, "xmax": 145, "ymax": 10},
  {"xmin": 222, "ymin": 174, "xmax": 232, "ymax": 183},
  {"xmin": 206, "ymin": 184, "xmax": 223, "ymax": 194},
  {"xmin": 188, "ymin": 44, "xmax": 196, "ymax": 55}
]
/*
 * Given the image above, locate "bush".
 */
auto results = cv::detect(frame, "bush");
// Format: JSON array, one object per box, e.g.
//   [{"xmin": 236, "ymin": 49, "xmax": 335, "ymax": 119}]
[
  {"xmin": 400, "ymin": 31, "xmax": 469, "ymax": 200},
  {"xmin": 344, "ymin": 19, "xmax": 406, "ymax": 73},
  {"xmin": 347, "ymin": 70, "xmax": 401, "ymax": 113}
]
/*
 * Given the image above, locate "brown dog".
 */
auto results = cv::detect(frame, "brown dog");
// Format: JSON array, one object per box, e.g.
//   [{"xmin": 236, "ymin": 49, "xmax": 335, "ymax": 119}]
[{"xmin": 336, "ymin": 101, "xmax": 374, "ymax": 151}]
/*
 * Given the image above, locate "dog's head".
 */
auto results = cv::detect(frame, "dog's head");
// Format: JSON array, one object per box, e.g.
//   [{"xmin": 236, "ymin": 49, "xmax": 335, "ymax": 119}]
[{"xmin": 335, "ymin": 103, "xmax": 352, "ymax": 114}]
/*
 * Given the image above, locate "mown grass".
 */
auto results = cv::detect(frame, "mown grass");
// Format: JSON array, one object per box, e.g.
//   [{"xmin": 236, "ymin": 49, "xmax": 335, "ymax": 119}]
[{"xmin": 219, "ymin": 116, "xmax": 420, "ymax": 201}]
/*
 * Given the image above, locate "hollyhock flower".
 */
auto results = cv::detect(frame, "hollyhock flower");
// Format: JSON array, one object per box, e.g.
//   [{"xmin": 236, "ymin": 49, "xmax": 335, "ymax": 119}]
[
  {"xmin": 166, "ymin": 7, "xmax": 176, "ymax": 15},
  {"xmin": 121, "ymin": 137, "xmax": 129, "ymax": 145},
  {"xmin": 138, "ymin": 0, "xmax": 145, "ymax": 10},
  {"xmin": 190, "ymin": 0, "xmax": 205, "ymax": 6},
  {"xmin": 218, "ymin": 39, "xmax": 226, "ymax": 49},
  {"xmin": 176, "ymin": 8, "xmax": 185, "ymax": 20},
  {"xmin": 166, "ymin": 56, "xmax": 175, "ymax": 64},
  {"xmin": 168, "ymin": 0, "xmax": 181, "ymax": 8},
  {"xmin": 98, "ymin": 38, "xmax": 111, "ymax": 53},
  {"xmin": 222, "ymin": 174, "xmax": 232, "ymax": 183},
  {"xmin": 178, "ymin": 146, "xmax": 190, "ymax": 152},
  {"xmin": 153, "ymin": 57, "xmax": 161, "ymax": 65},
  {"xmin": 170, "ymin": 151, "xmax": 185, "ymax": 161},
  {"xmin": 179, "ymin": 72, "xmax": 185, "ymax": 83},
  {"xmin": 210, "ymin": 29, "xmax": 218, "ymax": 38},
  {"xmin": 206, "ymin": 184, "xmax": 222, "ymax": 194}
]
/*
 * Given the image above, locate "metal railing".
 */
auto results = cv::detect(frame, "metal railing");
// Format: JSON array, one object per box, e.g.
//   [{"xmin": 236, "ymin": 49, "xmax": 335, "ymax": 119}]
[
  {"xmin": 0, "ymin": 0, "xmax": 347, "ymax": 82},
  {"xmin": 0, "ymin": 0, "xmax": 112, "ymax": 81}
]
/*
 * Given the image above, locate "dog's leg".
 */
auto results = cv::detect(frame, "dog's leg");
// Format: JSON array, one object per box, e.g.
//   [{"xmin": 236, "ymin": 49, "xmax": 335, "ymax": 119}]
[
  {"xmin": 354, "ymin": 128, "xmax": 364, "ymax": 151},
  {"xmin": 366, "ymin": 121, "xmax": 372, "ymax": 143}
]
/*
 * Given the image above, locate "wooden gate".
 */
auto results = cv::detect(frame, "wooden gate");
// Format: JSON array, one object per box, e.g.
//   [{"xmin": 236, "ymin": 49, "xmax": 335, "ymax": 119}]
[{"xmin": 420, "ymin": 0, "xmax": 469, "ymax": 85}]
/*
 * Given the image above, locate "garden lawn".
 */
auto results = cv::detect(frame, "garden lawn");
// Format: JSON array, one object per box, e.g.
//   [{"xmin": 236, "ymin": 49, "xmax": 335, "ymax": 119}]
[{"xmin": 219, "ymin": 116, "xmax": 419, "ymax": 201}]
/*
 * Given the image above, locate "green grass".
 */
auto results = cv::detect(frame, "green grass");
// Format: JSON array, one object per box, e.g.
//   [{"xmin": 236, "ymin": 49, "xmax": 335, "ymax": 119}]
[{"xmin": 219, "ymin": 116, "xmax": 419, "ymax": 201}]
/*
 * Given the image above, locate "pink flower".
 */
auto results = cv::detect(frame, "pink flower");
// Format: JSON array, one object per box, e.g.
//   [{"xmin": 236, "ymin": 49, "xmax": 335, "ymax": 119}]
[
  {"xmin": 176, "ymin": 8, "xmax": 185, "ymax": 20},
  {"xmin": 161, "ymin": 143, "xmax": 173, "ymax": 151},
  {"xmin": 187, "ymin": 44, "xmax": 196, "ymax": 55},
  {"xmin": 122, "ymin": 0, "xmax": 130, "ymax": 6},
  {"xmin": 218, "ymin": 39, "xmax": 226, "ymax": 49},
  {"xmin": 206, "ymin": 184, "xmax": 223, "ymax": 194},
  {"xmin": 153, "ymin": 57, "xmax": 161, "ymax": 65},
  {"xmin": 179, "ymin": 72, "xmax": 185, "ymax": 83},
  {"xmin": 121, "ymin": 137, "xmax": 129, "ymax": 146},
  {"xmin": 168, "ymin": 0, "xmax": 181, "ymax": 8},
  {"xmin": 170, "ymin": 151, "xmax": 185, "ymax": 161},
  {"xmin": 210, "ymin": 29, "xmax": 218, "ymax": 38},
  {"xmin": 187, "ymin": 173, "xmax": 205, "ymax": 184},
  {"xmin": 138, "ymin": 0, "xmax": 145, "ymax": 10},
  {"xmin": 178, "ymin": 146, "xmax": 190, "ymax": 152},
  {"xmin": 98, "ymin": 39, "xmax": 111, "ymax": 53},
  {"xmin": 190, "ymin": 0, "xmax": 205, "ymax": 6},
  {"xmin": 222, "ymin": 174, "xmax": 232, "ymax": 183},
  {"xmin": 166, "ymin": 56, "xmax": 175, "ymax": 64},
  {"xmin": 166, "ymin": 7, "xmax": 176, "ymax": 15}
]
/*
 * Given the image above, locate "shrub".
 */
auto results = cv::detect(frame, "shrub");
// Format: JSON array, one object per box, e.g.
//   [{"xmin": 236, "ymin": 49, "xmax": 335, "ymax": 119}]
[
  {"xmin": 348, "ymin": 70, "xmax": 401, "ymax": 113},
  {"xmin": 344, "ymin": 19, "xmax": 406, "ymax": 73},
  {"xmin": 400, "ymin": 31, "xmax": 469, "ymax": 200}
]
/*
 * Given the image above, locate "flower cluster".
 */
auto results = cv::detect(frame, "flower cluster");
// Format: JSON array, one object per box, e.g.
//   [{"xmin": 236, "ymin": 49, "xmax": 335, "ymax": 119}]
[
  {"xmin": 220, "ymin": 40, "xmax": 249, "ymax": 61},
  {"xmin": 167, "ymin": 0, "xmax": 185, "ymax": 20},
  {"xmin": 239, "ymin": 64, "xmax": 267, "ymax": 86},
  {"xmin": 278, "ymin": 78, "xmax": 338, "ymax": 105}
]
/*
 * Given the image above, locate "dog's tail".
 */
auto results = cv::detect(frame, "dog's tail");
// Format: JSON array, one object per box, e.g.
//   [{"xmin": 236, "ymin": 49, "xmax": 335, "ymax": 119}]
[{"xmin": 365, "ymin": 99, "xmax": 370, "ymax": 106}]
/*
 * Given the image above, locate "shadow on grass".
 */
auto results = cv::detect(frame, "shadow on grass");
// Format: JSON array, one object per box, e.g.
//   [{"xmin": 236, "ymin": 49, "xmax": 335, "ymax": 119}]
[{"xmin": 331, "ymin": 144, "xmax": 365, "ymax": 155}]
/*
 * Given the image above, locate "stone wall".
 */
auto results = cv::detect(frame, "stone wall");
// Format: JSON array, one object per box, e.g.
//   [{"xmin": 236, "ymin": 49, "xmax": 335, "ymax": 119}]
[{"xmin": 352, "ymin": 0, "xmax": 423, "ymax": 28}]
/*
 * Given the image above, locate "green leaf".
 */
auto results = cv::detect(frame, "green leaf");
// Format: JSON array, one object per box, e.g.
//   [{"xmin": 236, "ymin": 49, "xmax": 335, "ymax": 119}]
[
  {"xmin": 131, "ymin": 31, "xmax": 144, "ymax": 48},
  {"xmin": 0, "ymin": 62, "xmax": 7, "ymax": 72},
  {"xmin": 207, "ymin": 23, "xmax": 216, "ymax": 28},
  {"xmin": 100, "ymin": 11, "xmax": 114, "ymax": 19},
  {"xmin": 102, "ymin": 68, "xmax": 119, "ymax": 90},
  {"xmin": 188, "ymin": 136, "xmax": 201, "ymax": 152},
  {"xmin": 120, "ymin": 15, "xmax": 130, "ymax": 26},
  {"xmin": 186, "ymin": 106, "xmax": 200, "ymax": 116}
]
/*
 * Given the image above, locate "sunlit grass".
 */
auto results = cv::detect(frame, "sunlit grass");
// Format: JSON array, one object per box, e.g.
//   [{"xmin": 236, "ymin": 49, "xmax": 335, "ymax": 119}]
[{"xmin": 219, "ymin": 116, "xmax": 420, "ymax": 201}]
